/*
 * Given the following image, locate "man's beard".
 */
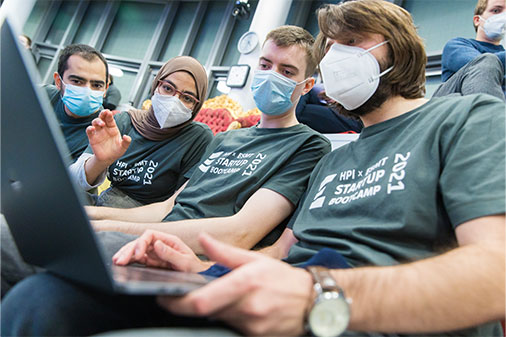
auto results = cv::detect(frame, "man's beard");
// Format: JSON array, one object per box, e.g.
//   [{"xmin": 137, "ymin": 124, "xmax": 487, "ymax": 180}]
[{"xmin": 336, "ymin": 80, "xmax": 392, "ymax": 119}]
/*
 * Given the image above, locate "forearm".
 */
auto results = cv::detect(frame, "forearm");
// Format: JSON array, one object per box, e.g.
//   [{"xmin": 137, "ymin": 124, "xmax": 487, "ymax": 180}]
[
  {"xmin": 69, "ymin": 153, "xmax": 106, "ymax": 191},
  {"xmin": 442, "ymin": 39, "xmax": 482, "ymax": 74},
  {"xmin": 87, "ymin": 198, "xmax": 173, "ymax": 222},
  {"xmin": 334, "ymin": 241, "xmax": 504, "ymax": 333},
  {"xmin": 256, "ymin": 228, "xmax": 298, "ymax": 259},
  {"xmin": 95, "ymin": 216, "xmax": 268, "ymax": 254},
  {"xmin": 84, "ymin": 156, "xmax": 113, "ymax": 185}
]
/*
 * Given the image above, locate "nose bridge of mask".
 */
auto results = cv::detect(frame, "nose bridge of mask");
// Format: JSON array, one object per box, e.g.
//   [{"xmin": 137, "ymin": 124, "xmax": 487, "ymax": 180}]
[
  {"xmin": 60, "ymin": 75, "xmax": 104, "ymax": 98},
  {"xmin": 483, "ymin": 11, "xmax": 506, "ymax": 23},
  {"xmin": 264, "ymin": 69, "xmax": 297, "ymax": 86}
]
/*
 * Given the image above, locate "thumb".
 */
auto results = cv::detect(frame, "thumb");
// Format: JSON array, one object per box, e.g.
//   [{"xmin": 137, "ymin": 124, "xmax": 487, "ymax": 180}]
[
  {"xmin": 121, "ymin": 135, "xmax": 132, "ymax": 149},
  {"xmin": 199, "ymin": 232, "xmax": 262, "ymax": 270}
]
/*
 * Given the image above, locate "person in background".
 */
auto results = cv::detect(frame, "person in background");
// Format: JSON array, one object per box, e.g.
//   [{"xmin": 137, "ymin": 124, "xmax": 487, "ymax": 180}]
[
  {"xmin": 433, "ymin": 0, "xmax": 505, "ymax": 100},
  {"xmin": 103, "ymin": 74, "xmax": 122, "ymax": 110},
  {"xmin": 45, "ymin": 43, "xmax": 109, "ymax": 162},
  {"xmin": 69, "ymin": 56, "xmax": 213, "ymax": 209},
  {"xmin": 296, "ymin": 82, "xmax": 363, "ymax": 133}
]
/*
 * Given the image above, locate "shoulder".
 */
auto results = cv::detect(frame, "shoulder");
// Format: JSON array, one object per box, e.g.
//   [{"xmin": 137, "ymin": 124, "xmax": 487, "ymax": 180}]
[
  {"xmin": 295, "ymin": 124, "xmax": 332, "ymax": 149},
  {"xmin": 43, "ymin": 84, "xmax": 59, "ymax": 97},
  {"xmin": 425, "ymin": 94, "xmax": 505, "ymax": 124},
  {"xmin": 443, "ymin": 37, "xmax": 478, "ymax": 52},
  {"xmin": 186, "ymin": 121, "xmax": 213, "ymax": 135},
  {"xmin": 113, "ymin": 111, "xmax": 132, "ymax": 126}
]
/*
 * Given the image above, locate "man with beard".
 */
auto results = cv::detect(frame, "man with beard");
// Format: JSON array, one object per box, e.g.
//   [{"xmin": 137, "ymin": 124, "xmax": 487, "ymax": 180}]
[{"xmin": 2, "ymin": 1, "xmax": 504, "ymax": 337}]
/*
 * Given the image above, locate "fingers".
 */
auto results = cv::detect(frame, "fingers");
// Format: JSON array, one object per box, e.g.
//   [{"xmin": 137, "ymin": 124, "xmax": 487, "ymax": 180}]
[
  {"xmin": 153, "ymin": 240, "xmax": 186, "ymax": 269},
  {"xmin": 198, "ymin": 232, "xmax": 261, "ymax": 269},
  {"xmin": 158, "ymin": 268, "xmax": 254, "ymax": 317},
  {"xmin": 112, "ymin": 240, "xmax": 137, "ymax": 265},
  {"xmin": 121, "ymin": 135, "xmax": 132, "ymax": 150},
  {"xmin": 112, "ymin": 231, "xmax": 155, "ymax": 265},
  {"xmin": 102, "ymin": 109, "xmax": 117, "ymax": 127}
]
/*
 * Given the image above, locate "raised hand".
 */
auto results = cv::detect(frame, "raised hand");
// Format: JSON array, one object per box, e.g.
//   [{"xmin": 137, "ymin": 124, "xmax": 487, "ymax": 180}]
[{"xmin": 86, "ymin": 109, "xmax": 131, "ymax": 165}]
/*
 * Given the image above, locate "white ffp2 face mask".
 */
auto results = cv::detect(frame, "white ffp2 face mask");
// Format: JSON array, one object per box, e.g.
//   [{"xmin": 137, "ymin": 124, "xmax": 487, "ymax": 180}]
[
  {"xmin": 480, "ymin": 12, "xmax": 506, "ymax": 40},
  {"xmin": 151, "ymin": 92, "xmax": 193, "ymax": 129},
  {"xmin": 319, "ymin": 41, "xmax": 393, "ymax": 110}
]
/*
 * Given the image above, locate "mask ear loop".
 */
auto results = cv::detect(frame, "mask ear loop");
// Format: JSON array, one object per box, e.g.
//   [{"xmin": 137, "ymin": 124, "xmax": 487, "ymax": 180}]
[
  {"xmin": 359, "ymin": 40, "xmax": 390, "ymax": 57},
  {"xmin": 362, "ymin": 40, "xmax": 393, "ymax": 84}
]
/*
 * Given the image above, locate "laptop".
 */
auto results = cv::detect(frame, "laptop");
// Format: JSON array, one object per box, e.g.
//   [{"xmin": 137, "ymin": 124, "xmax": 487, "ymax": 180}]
[{"xmin": 0, "ymin": 18, "xmax": 215, "ymax": 295}]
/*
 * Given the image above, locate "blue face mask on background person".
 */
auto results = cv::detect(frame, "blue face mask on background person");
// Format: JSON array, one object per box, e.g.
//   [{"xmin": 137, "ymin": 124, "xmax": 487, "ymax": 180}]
[
  {"xmin": 60, "ymin": 77, "xmax": 104, "ymax": 117},
  {"xmin": 250, "ymin": 70, "xmax": 306, "ymax": 116},
  {"xmin": 480, "ymin": 12, "xmax": 506, "ymax": 40}
]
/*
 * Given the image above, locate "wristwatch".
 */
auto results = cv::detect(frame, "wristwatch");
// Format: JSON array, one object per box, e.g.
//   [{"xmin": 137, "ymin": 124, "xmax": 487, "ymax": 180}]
[{"xmin": 306, "ymin": 266, "xmax": 351, "ymax": 337}]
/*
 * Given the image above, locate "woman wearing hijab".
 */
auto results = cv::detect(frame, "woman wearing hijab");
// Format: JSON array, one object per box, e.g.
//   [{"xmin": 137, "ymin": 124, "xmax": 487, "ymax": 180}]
[{"xmin": 70, "ymin": 56, "xmax": 213, "ymax": 208}]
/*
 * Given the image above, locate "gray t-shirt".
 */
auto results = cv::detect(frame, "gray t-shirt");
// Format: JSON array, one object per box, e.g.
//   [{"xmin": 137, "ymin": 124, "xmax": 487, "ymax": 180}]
[
  {"xmin": 85, "ymin": 112, "xmax": 213, "ymax": 205},
  {"xmin": 164, "ymin": 124, "xmax": 331, "ymax": 221},
  {"xmin": 286, "ymin": 94, "xmax": 505, "ymax": 337}
]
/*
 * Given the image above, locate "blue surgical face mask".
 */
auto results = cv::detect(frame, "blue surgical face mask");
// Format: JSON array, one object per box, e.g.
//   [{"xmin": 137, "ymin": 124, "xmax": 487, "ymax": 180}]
[
  {"xmin": 250, "ymin": 70, "xmax": 306, "ymax": 116},
  {"xmin": 60, "ymin": 76, "xmax": 104, "ymax": 117}
]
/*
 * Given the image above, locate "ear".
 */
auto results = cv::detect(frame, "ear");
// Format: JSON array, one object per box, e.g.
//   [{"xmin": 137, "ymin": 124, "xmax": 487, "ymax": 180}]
[
  {"xmin": 301, "ymin": 77, "xmax": 315, "ymax": 96},
  {"xmin": 103, "ymin": 82, "xmax": 109, "ymax": 97},
  {"xmin": 473, "ymin": 15, "xmax": 481, "ymax": 30},
  {"xmin": 53, "ymin": 72, "xmax": 62, "ymax": 91}
]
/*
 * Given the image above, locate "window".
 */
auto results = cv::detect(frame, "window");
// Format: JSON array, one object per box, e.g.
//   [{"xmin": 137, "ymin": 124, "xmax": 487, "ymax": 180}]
[{"xmin": 102, "ymin": 2, "xmax": 164, "ymax": 60}]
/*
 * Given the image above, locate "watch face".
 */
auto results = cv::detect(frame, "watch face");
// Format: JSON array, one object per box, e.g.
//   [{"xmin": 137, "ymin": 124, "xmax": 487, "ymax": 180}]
[{"xmin": 309, "ymin": 294, "xmax": 350, "ymax": 337}]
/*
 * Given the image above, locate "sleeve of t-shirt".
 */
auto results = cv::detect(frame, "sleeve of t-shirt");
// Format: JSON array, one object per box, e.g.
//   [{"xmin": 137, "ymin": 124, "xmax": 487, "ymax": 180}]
[
  {"xmin": 440, "ymin": 95, "xmax": 505, "ymax": 227},
  {"xmin": 261, "ymin": 134, "xmax": 331, "ymax": 206},
  {"xmin": 441, "ymin": 38, "xmax": 482, "ymax": 81},
  {"xmin": 176, "ymin": 124, "xmax": 214, "ymax": 188},
  {"xmin": 68, "ymin": 152, "xmax": 106, "ymax": 190}
]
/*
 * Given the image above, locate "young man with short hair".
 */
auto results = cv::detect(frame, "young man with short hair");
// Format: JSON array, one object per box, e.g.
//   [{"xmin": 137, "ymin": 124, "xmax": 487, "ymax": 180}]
[
  {"xmin": 46, "ymin": 43, "xmax": 109, "ymax": 161},
  {"xmin": 433, "ymin": 0, "xmax": 505, "ymax": 100}
]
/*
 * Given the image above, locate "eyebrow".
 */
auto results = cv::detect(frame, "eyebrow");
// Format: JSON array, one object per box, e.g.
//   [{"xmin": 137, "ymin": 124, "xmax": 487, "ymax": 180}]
[
  {"xmin": 67, "ymin": 74, "xmax": 106, "ymax": 86},
  {"xmin": 259, "ymin": 57, "xmax": 299, "ymax": 73},
  {"xmin": 163, "ymin": 79, "xmax": 198, "ymax": 98}
]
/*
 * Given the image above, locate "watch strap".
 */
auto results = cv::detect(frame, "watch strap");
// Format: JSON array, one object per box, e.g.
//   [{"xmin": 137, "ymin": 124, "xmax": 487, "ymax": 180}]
[{"xmin": 307, "ymin": 266, "xmax": 340, "ymax": 292}]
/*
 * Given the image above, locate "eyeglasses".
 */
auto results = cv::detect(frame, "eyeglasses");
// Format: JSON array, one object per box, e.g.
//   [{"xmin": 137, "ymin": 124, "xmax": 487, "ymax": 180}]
[{"xmin": 157, "ymin": 80, "xmax": 199, "ymax": 109}]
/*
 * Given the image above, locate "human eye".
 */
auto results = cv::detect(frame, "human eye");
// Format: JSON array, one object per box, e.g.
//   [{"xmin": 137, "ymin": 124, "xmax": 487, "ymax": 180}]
[
  {"xmin": 346, "ymin": 38, "xmax": 357, "ymax": 46},
  {"xmin": 182, "ymin": 95, "xmax": 195, "ymax": 104},
  {"xmin": 70, "ymin": 78, "xmax": 82, "ymax": 85},
  {"xmin": 258, "ymin": 62, "xmax": 270, "ymax": 70},
  {"xmin": 163, "ymin": 83, "xmax": 175, "ymax": 95},
  {"xmin": 93, "ymin": 83, "xmax": 104, "ymax": 89},
  {"xmin": 283, "ymin": 69, "xmax": 294, "ymax": 77}
]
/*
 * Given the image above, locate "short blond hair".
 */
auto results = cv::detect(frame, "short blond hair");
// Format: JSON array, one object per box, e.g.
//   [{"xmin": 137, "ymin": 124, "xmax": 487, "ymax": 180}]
[
  {"xmin": 315, "ymin": 0, "xmax": 426, "ymax": 99},
  {"xmin": 265, "ymin": 25, "xmax": 317, "ymax": 77},
  {"xmin": 474, "ymin": 0, "xmax": 488, "ymax": 31}
]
